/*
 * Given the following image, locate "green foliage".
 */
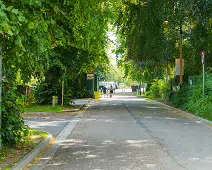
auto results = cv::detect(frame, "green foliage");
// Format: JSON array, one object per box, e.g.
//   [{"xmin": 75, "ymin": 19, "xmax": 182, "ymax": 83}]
[
  {"xmin": 145, "ymin": 79, "xmax": 170, "ymax": 101},
  {"xmin": 1, "ymin": 0, "xmax": 111, "ymax": 84},
  {"xmin": 158, "ymin": 80, "xmax": 170, "ymax": 101},
  {"xmin": 33, "ymin": 83, "xmax": 60, "ymax": 105},
  {"xmin": 104, "ymin": 64, "xmax": 125, "ymax": 83},
  {"xmin": 145, "ymin": 81, "xmax": 160, "ymax": 99},
  {"xmin": 171, "ymin": 86, "xmax": 191, "ymax": 110},
  {"xmin": 146, "ymin": 75, "xmax": 212, "ymax": 121},
  {"xmin": 2, "ymin": 83, "xmax": 29, "ymax": 145},
  {"xmin": 75, "ymin": 87, "xmax": 93, "ymax": 99},
  {"xmin": 115, "ymin": 0, "xmax": 212, "ymax": 84},
  {"xmin": 33, "ymin": 81, "xmax": 75, "ymax": 106},
  {"xmin": 172, "ymin": 74, "xmax": 212, "ymax": 120},
  {"xmin": 187, "ymin": 75, "xmax": 212, "ymax": 116}
]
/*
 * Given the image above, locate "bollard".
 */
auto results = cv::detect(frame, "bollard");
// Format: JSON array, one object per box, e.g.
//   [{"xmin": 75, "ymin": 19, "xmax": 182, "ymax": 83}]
[{"xmin": 52, "ymin": 96, "xmax": 58, "ymax": 107}]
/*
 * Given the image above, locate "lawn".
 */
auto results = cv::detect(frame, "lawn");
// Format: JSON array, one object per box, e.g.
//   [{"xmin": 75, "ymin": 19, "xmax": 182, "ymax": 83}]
[{"xmin": 24, "ymin": 105, "xmax": 65, "ymax": 113}]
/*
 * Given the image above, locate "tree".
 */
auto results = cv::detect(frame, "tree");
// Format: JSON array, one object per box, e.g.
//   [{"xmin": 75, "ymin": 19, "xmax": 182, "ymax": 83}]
[{"xmin": 0, "ymin": 0, "xmax": 112, "ymax": 145}]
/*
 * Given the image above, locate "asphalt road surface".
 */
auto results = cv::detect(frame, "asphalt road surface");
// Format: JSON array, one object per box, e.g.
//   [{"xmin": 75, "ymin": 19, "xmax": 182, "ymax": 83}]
[{"xmin": 28, "ymin": 89, "xmax": 212, "ymax": 170}]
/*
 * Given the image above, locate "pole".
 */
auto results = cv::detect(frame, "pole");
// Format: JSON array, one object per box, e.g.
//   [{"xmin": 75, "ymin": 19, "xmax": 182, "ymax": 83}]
[
  {"xmin": 202, "ymin": 51, "xmax": 205, "ymax": 97},
  {"xmin": 180, "ymin": 26, "xmax": 183, "ymax": 85},
  {"xmin": 0, "ymin": 45, "xmax": 2, "ymax": 149},
  {"xmin": 203, "ymin": 64, "xmax": 205, "ymax": 97},
  {"xmin": 61, "ymin": 80, "xmax": 64, "ymax": 106},
  {"xmin": 92, "ymin": 77, "xmax": 94, "ymax": 98},
  {"xmin": 139, "ymin": 80, "xmax": 141, "ymax": 95}
]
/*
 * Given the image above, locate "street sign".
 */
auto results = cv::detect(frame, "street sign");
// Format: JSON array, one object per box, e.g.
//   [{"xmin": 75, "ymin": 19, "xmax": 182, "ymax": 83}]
[
  {"xmin": 175, "ymin": 59, "xmax": 184, "ymax": 75},
  {"xmin": 87, "ymin": 74, "xmax": 94, "ymax": 80},
  {"xmin": 202, "ymin": 51, "xmax": 205, "ymax": 64}
]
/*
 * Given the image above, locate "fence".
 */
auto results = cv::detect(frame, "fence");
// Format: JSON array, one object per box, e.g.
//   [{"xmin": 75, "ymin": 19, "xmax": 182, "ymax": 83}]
[{"xmin": 189, "ymin": 74, "xmax": 212, "ymax": 86}]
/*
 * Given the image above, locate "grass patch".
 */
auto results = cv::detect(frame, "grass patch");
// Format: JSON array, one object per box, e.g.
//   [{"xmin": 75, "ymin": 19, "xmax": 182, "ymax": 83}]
[
  {"xmin": 24, "ymin": 105, "xmax": 65, "ymax": 113},
  {"xmin": 0, "ymin": 129, "xmax": 49, "ymax": 169}
]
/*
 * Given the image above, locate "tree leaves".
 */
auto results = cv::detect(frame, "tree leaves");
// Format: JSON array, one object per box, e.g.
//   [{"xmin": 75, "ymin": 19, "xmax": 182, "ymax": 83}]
[
  {"xmin": 28, "ymin": 22, "xmax": 34, "ymax": 29},
  {"xmin": 115, "ymin": 0, "xmax": 212, "ymax": 83}
]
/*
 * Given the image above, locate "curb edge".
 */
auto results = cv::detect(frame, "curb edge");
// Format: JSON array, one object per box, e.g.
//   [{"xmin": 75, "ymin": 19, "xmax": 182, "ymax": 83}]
[
  {"xmin": 145, "ymin": 98, "xmax": 212, "ymax": 128},
  {"xmin": 12, "ymin": 134, "xmax": 53, "ymax": 170}
]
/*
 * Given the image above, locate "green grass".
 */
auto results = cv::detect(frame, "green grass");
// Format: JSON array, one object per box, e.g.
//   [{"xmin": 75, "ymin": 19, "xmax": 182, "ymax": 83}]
[
  {"xmin": 27, "ymin": 129, "xmax": 49, "ymax": 141},
  {"xmin": 24, "ymin": 105, "xmax": 64, "ymax": 113}
]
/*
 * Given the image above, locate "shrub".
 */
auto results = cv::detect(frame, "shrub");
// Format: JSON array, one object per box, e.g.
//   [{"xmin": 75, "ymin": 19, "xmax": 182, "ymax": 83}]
[
  {"xmin": 74, "ymin": 87, "xmax": 93, "ymax": 98},
  {"xmin": 171, "ymin": 85, "xmax": 190, "ymax": 110},
  {"xmin": 33, "ymin": 83, "xmax": 60, "ymax": 105},
  {"xmin": 145, "ymin": 81, "xmax": 159, "ymax": 99},
  {"xmin": 158, "ymin": 80, "xmax": 170, "ymax": 101},
  {"xmin": 172, "ymin": 74, "xmax": 212, "ymax": 120},
  {"xmin": 145, "ymin": 80, "xmax": 170, "ymax": 101},
  {"xmin": 2, "ymin": 83, "xmax": 29, "ymax": 145},
  {"xmin": 187, "ymin": 75, "xmax": 212, "ymax": 118},
  {"xmin": 33, "ymin": 83, "xmax": 73, "ymax": 106}
]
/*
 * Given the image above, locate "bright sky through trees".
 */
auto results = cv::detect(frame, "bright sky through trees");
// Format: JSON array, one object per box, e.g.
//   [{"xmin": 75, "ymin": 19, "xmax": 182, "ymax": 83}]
[{"xmin": 107, "ymin": 31, "xmax": 117, "ymax": 66}]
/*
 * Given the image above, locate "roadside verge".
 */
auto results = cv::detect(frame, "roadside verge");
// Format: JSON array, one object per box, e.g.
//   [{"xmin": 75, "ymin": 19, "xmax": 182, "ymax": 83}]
[
  {"xmin": 11, "ymin": 134, "xmax": 53, "ymax": 170},
  {"xmin": 145, "ymin": 98, "xmax": 212, "ymax": 129}
]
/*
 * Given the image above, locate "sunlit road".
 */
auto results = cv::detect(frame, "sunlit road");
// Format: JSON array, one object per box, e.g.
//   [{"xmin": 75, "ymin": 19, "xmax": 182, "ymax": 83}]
[{"xmin": 29, "ymin": 89, "xmax": 212, "ymax": 170}]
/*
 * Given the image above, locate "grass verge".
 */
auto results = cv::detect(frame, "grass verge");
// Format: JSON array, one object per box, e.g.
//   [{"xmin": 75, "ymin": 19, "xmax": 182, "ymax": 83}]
[
  {"xmin": 24, "ymin": 105, "xmax": 70, "ymax": 113},
  {"xmin": 0, "ymin": 129, "xmax": 49, "ymax": 169}
]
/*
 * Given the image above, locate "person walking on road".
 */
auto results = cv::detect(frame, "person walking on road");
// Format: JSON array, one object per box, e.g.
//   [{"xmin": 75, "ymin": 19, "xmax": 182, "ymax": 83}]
[
  {"xmin": 103, "ymin": 86, "xmax": 107, "ymax": 97},
  {"xmin": 109, "ymin": 85, "xmax": 113, "ymax": 97}
]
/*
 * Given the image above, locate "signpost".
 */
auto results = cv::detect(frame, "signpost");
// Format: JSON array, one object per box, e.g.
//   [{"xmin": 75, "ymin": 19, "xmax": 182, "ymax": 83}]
[
  {"xmin": 87, "ymin": 74, "xmax": 94, "ymax": 80},
  {"xmin": 175, "ymin": 59, "xmax": 184, "ymax": 76},
  {"xmin": 87, "ymin": 74, "xmax": 95, "ymax": 94},
  {"xmin": 202, "ymin": 51, "xmax": 205, "ymax": 97}
]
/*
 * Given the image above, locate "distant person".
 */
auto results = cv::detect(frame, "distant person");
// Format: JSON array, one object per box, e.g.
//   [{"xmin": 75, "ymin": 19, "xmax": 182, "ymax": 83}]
[
  {"xmin": 103, "ymin": 86, "xmax": 107, "ymax": 97},
  {"xmin": 109, "ymin": 85, "xmax": 113, "ymax": 97}
]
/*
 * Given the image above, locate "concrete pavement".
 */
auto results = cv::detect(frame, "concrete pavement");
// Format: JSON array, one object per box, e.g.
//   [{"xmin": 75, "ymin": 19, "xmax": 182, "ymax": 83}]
[
  {"xmin": 17, "ymin": 90, "xmax": 212, "ymax": 170},
  {"xmin": 12, "ymin": 99, "xmax": 91, "ymax": 170},
  {"xmin": 39, "ymin": 91, "xmax": 182, "ymax": 170}
]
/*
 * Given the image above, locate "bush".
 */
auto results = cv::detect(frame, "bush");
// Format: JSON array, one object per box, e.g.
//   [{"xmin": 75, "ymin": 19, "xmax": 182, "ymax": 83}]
[
  {"xmin": 145, "ymin": 80, "xmax": 170, "ymax": 101},
  {"xmin": 75, "ymin": 87, "xmax": 93, "ymax": 98},
  {"xmin": 33, "ymin": 83, "xmax": 59, "ymax": 105},
  {"xmin": 145, "ymin": 81, "xmax": 159, "ymax": 99},
  {"xmin": 187, "ymin": 75, "xmax": 212, "ymax": 118},
  {"xmin": 172, "ymin": 74, "xmax": 212, "ymax": 120},
  {"xmin": 2, "ymin": 83, "xmax": 29, "ymax": 145},
  {"xmin": 158, "ymin": 80, "xmax": 170, "ymax": 101},
  {"xmin": 171, "ymin": 85, "xmax": 191, "ymax": 110}
]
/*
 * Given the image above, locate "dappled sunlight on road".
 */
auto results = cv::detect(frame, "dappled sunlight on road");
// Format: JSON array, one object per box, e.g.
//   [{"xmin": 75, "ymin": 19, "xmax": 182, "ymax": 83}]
[
  {"xmin": 25, "ymin": 120, "xmax": 68, "ymax": 129},
  {"xmin": 27, "ymin": 86, "xmax": 212, "ymax": 170},
  {"xmin": 42, "ymin": 137, "xmax": 159, "ymax": 169}
]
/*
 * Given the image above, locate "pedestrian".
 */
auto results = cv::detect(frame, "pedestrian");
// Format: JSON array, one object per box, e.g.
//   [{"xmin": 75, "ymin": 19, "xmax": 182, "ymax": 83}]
[
  {"xmin": 103, "ymin": 86, "xmax": 107, "ymax": 97},
  {"xmin": 109, "ymin": 85, "xmax": 113, "ymax": 97}
]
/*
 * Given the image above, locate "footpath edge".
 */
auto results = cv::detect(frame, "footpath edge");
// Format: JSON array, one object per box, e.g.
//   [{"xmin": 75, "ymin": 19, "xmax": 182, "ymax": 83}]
[
  {"xmin": 145, "ymin": 97, "xmax": 212, "ymax": 128},
  {"xmin": 11, "ymin": 134, "xmax": 53, "ymax": 170},
  {"xmin": 13, "ymin": 98, "xmax": 92, "ymax": 169}
]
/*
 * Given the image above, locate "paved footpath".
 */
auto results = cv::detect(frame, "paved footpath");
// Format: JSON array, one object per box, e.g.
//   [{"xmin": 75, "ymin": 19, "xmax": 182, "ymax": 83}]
[{"xmin": 27, "ymin": 90, "xmax": 212, "ymax": 170}]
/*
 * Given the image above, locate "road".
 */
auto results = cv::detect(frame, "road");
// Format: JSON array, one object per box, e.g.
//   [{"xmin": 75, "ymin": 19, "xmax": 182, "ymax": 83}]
[{"xmin": 28, "ymin": 89, "xmax": 212, "ymax": 170}]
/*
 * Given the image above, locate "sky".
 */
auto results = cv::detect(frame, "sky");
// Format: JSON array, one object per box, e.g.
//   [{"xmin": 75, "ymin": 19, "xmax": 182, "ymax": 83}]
[{"xmin": 107, "ymin": 31, "xmax": 117, "ymax": 66}]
